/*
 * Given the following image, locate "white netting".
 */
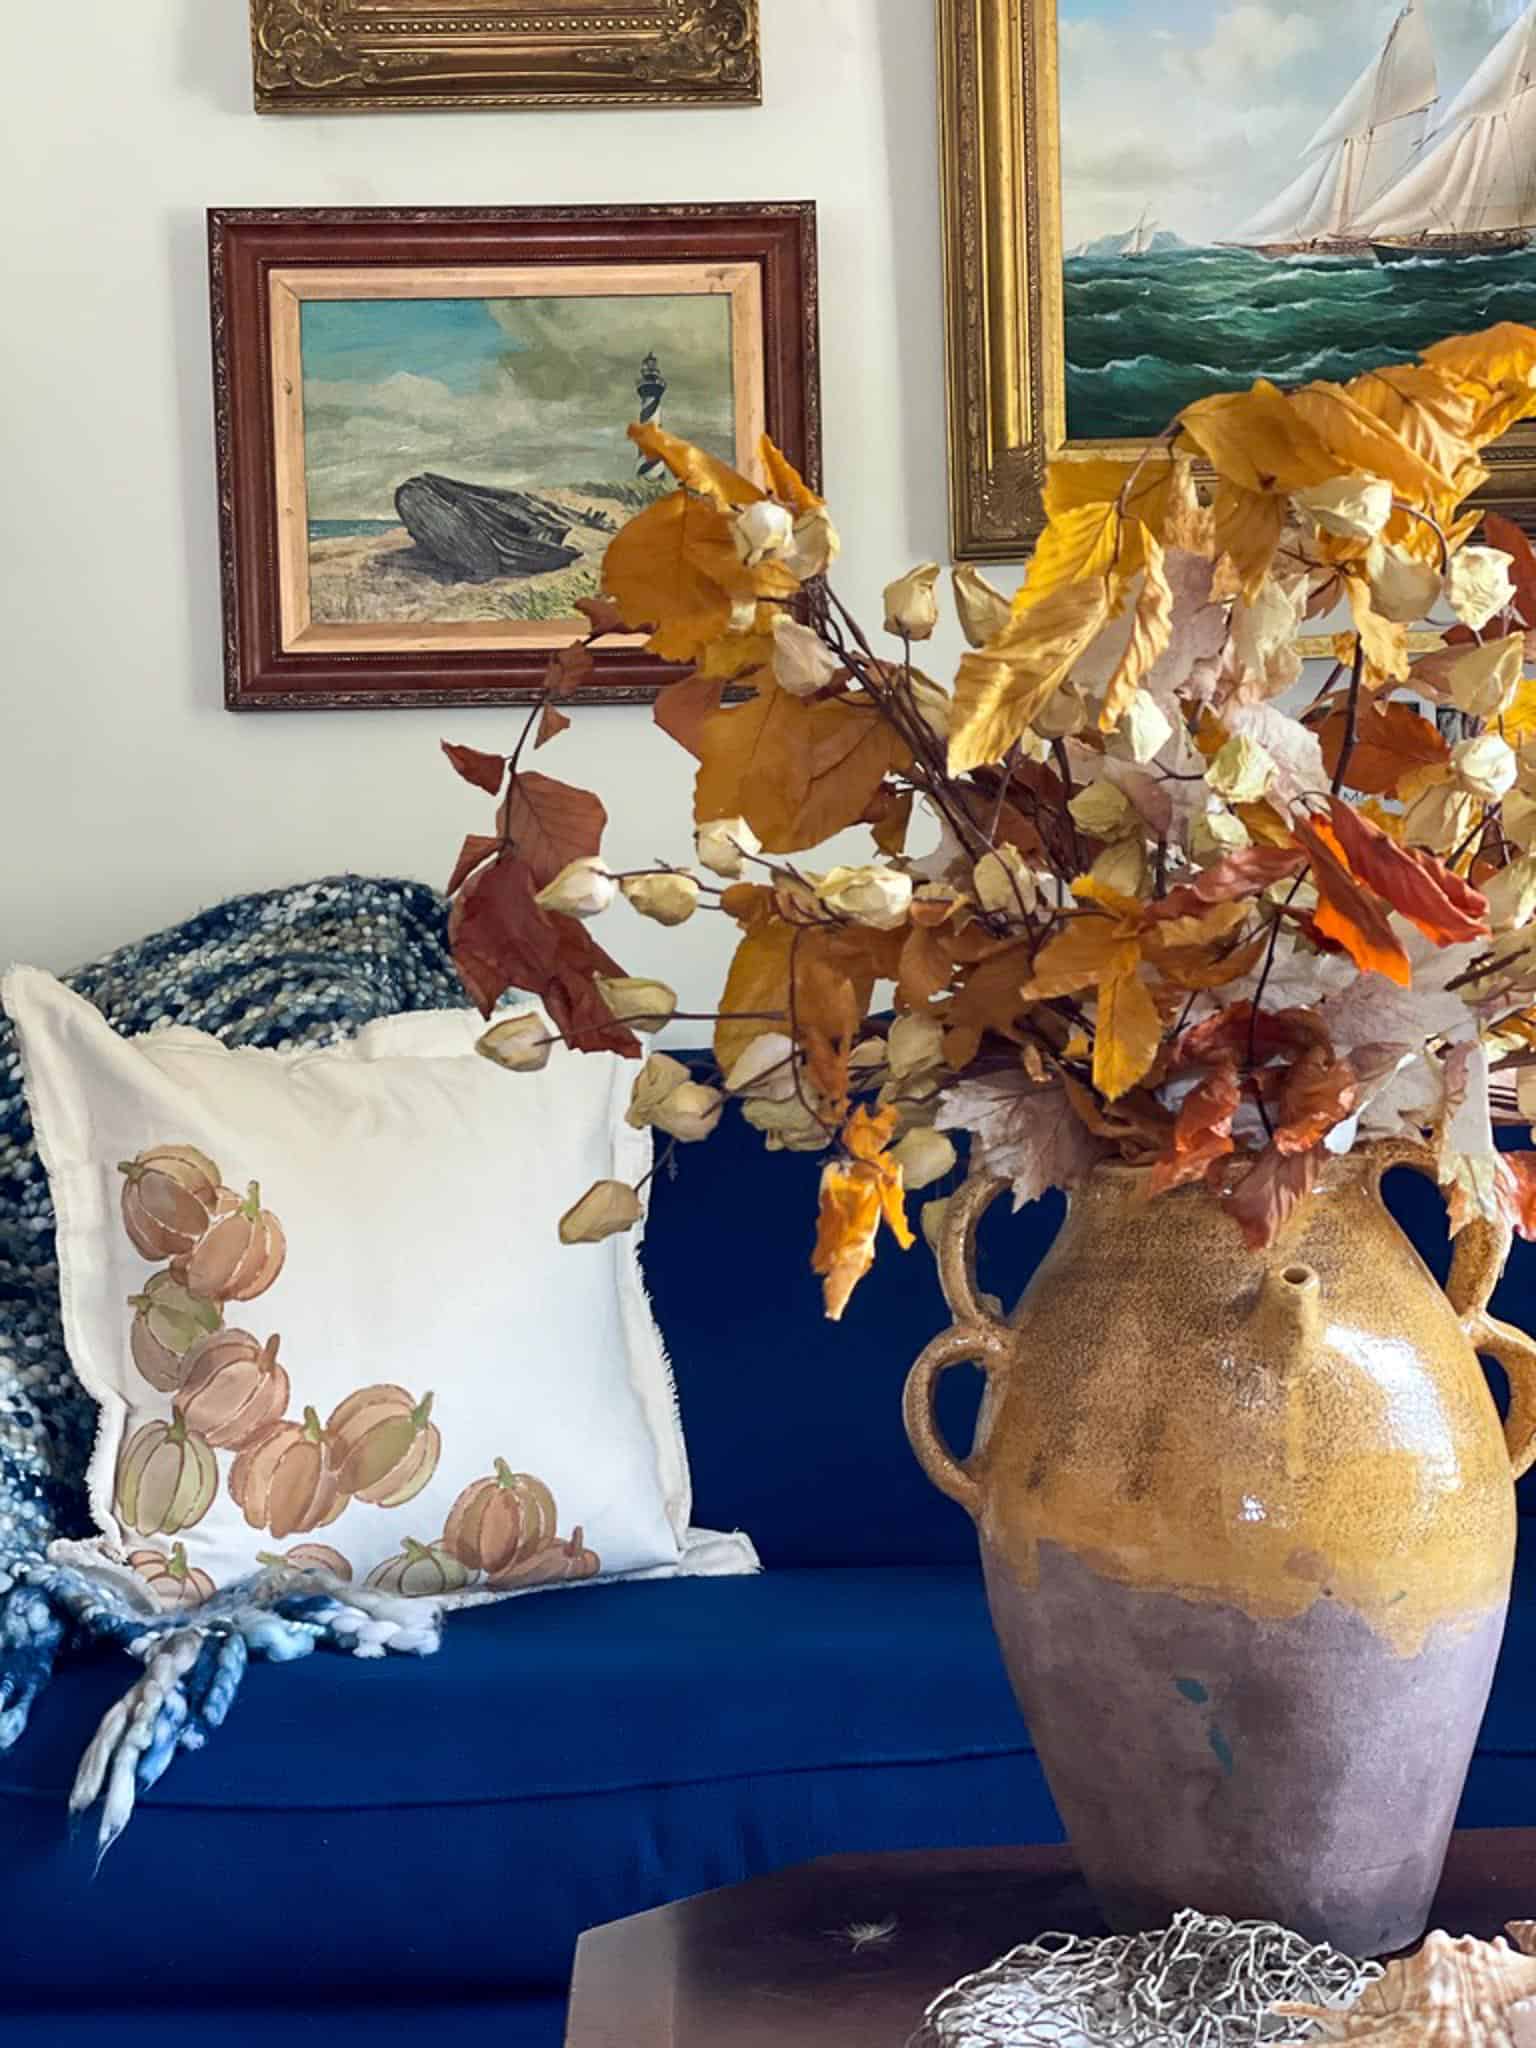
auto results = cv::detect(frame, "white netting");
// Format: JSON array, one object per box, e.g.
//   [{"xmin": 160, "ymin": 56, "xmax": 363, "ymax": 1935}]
[{"xmin": 909, "ymin": 1910, "xmax": 1381, "ymax": 2048}]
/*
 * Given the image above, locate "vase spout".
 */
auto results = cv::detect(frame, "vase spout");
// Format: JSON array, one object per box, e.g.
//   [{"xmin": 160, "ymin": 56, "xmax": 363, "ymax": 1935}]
[{"xmin": 1250, "ymin": 1261, "xmax": 1322, "ymax": 1376}]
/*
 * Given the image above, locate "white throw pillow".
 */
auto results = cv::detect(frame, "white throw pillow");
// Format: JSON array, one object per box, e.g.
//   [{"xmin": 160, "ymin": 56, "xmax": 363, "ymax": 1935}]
[{"xmin": 3, "ymin": 968, "xmax": 756, "ymax": 1606}]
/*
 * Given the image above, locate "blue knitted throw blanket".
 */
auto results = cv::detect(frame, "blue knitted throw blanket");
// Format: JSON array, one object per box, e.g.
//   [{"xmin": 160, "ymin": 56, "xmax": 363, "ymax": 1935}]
[{"xmin": 0, "ymin": 876, "xmax": 468, "ymax": 1853}]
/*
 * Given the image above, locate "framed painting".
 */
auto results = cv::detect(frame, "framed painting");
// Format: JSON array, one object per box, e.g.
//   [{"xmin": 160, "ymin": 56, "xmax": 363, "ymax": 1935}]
[
  {"xmin": 211, "ymin": 204, "xmax": 820, "ymax": 710},
  {"xmin": 939, "ymin": 0, "xmax": 1536, "ymax": 561},
  {"xmin": 249, "ymin": 1, "xmax": 760, "ymax": 114}
]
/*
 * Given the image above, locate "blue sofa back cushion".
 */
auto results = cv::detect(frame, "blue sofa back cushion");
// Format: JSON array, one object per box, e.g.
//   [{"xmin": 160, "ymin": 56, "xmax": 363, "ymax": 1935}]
[{"xmin": 644, "ymin": 1093, "xmax": 1536, "ymax": 1569}]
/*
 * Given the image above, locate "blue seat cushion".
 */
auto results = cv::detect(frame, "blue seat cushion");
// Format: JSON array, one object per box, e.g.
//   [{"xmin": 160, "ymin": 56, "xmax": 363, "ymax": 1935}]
[{"xmin": 0, "ymin": 1568, "xmax": 1038, "ymax": 2010}]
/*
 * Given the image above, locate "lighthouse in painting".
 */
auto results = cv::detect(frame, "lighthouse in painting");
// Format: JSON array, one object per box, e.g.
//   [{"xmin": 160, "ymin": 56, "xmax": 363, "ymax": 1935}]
[{"xmin": 636, "ymin": 352, "xmax": 668, "ymax": 478}]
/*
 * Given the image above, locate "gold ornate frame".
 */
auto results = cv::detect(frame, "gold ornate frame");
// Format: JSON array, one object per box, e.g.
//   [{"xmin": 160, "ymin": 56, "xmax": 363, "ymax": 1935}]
[
  {"xmin": 250, "ymin": 0, "xmax": 760, "ymax": 113},
  {"xmin": 937, "ymin": 0, "xmax": 1536, "ymax": 563}
]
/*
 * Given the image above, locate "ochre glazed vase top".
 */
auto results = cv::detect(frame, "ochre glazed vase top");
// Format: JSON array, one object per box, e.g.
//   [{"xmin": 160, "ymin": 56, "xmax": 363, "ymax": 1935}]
[{"xmin": 905, "ymin": 1141, "xmax": 1536, "ymax": 1658}]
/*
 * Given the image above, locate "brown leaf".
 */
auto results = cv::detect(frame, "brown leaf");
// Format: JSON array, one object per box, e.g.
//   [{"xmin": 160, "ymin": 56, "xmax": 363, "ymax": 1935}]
[
  {"xmin": 943, "ymin": 941, "xmax": 1038, "ymax": 1069},
  {"xmin": 1020, "ymin": 915, "xmax": 1128, "ymax": 999},
  {"xmin": 1151, "ymin": 930, "xmax": 1270, "ymax": 994},
  {"xmin": 1147, "ymin": 1064, "xmax": 1240, "ymax": 1195},
  {"xmin": 1222, "ymin": 1142, "xmax": 1323, "ymax": 1250},
  {"xmin": 1149, "ymin": 845, "xmax": 1306, "ymax": 922},
  {"xmin": 1323, "ymin": 799, "xmax": 1489, "ymax": 946},
  {"xmin": 1319, "ymin": 698, "xmax": 1449, "ymax": 797},
  {"xmin": 575, "ymin": 594, "xmax": 626, "ymax": 638},
  {"xmin": 1292, "ymin": 817, "xmax": 1412, "ymax": 987},
  {"xmin": 694, "ymin": 682, "xmax": 912, "ymax": 854},
  {"xmin": 442, "ymin": 742, "xmax": 507, "ymax": 796},
  {"xmin": 447, "ymin": 852, "xmax": 639, "ymax": 1056},
  {"xmin": 794, "ymin": 951, "xmax": 860, "ymax": 1109},
  {"xmin": 655, "ymin": 670, "xmax": 728, "ymax": 758},
  {"xmin": 546, "ymin": 642, "xmax": 596, "ymax": 699},
  {"xmin": 535, "ymin": 703, "xmax": 572, "ymax": 751},
  {"xmin": 1274, "ymin": 1045, "xmax": 1359, "ymax": 1155},
  {"xmin": 866, "ymin": 784, "xmax": 915, "ymax": 858},
  {"xmin": 497, "ymin": 771, "xmax": 607, "ymax": 890},
  {"xmin": 1175, "ymin": 1001, "xmax": 1328, "ymax": 1070},
  {"xmin": 447, "ymin": 834, "xmax": 499, "ymax": 898},
  {"xmin": 935, "ymin": 1075, "xmax": 1109, "ymax": 1206}
]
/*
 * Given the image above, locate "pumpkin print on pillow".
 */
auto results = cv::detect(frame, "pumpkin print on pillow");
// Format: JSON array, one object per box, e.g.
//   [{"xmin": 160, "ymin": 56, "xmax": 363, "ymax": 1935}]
[
  {"xmin": 4, "ymin": 971, "xmax": 758, "ymax": 1608},
  {"xmin": 111, "ymin": 1139, "xmax": 601, "ymax": 1596}
]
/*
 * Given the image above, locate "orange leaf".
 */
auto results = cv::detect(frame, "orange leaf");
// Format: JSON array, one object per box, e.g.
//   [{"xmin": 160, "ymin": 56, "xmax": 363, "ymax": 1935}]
[
  {"xmin": 715, "ymin": 919, "xmax": 796, "ymax": 1075},
  {"xmin": 759, "ymin": 436, "xmax": 823, "ymax": 513},
  {"xmin": 497, "ymin": 771, "xmax": 607, "ymax": 891},
  {"xmin": 811, "ymin": 1167, "xmax": 883, "ymax": 1323},
  {"xmin": 1292, "ymin": 817, "xmax": 1412, "ymax": 987},
  {"xmin": 1149, "ymin": 846, "xmax": 1305, "ymax": 922},
  {"xmin": 695, "ymin": 683, "xmax": 911, "ymax": 854},
  {"xmin": 794, "ymin": 950, "xmax": 860, "ymax": 1110},
  {"xmin": 944, "ymin": 941, "xmax": 1038, "ymax": 1069},
  {"xmin": 1150, "ymin": 930, "xmax": 1270, "ymax": 994},
  {"xmin": 1319, "ymin": 699, "xmax": 1449, "ymax": 797},
  {"xmin": 1503, "ymin": 1153, "xmax": 1536, "ymax": 1243},
  {"xmin": 1148, "ymin": 1064, "xmax": 1240, "ymax": 1196},
  {"xmin": 1021, "ymin": 915, "xmax": 1130, "ymax": 1000},
  {"xmin": 535, "ymin": 703, "xmax": 571, "ymax": 751},
  {"xmin": 627, "ymin": 423, "xmax": 763, "ymax": 508},
  {"xmin": 1323, "ymin": 798, "xmax": 1489, "ymax": 945},
  {"xmin": 602, "ymin": 491, "xmax": 737, "ymax": 662},
  {"xmin": 655, "ymin": 671, "xmax": 728, "ymax": 758}
]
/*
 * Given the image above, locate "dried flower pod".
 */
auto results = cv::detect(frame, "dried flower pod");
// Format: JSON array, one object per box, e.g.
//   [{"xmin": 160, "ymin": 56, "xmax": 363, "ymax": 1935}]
[
  {"xmin": 536, "ymin": 857, "xmax": 617, "ymax": 919},
  {"xmin": 175, "ymin": 1181, "xmax": 286, "ymax": 1304},
  {"xmin": 886, "ymin": 1011, "xmax": 947, "ymax": 1081},
  {"xmin": 725, "ymin": 1033, "xmax": 799, "ymax": 1101},
  {"xmin": 443, "ymin": 1460, "xmax": 559, "ymax": 1575},
  {"xmin": 772, "ymin": 615, "xmax": 841, "ymax": 698},
  {"xmin": 1069, "ymin": 780, "xmax": 1135, "ymax": 839},
  {"xmin": 174, "ymin": 1330, "xmax": 290, "ymax": 1451},
  {"xmin": 783, "ymin": 506, "xmax": 840, "ymax": 581},
  {"xmin": 817, "ymin": 864, "xmax": 913, "ymax": 930},
  {"xmin": 560, "ymin": 1179, "xmax": 645, "ymax": 1244},
  {"xmin": 696, "ymin": 817, "xmax": 761, "ymax": 879},
  {"xmin": 477, "ymin": 1015, "xmax": 553, "ymax": 1073},
  {"xmin": 129, "ymin": 1543, "xmax": 216, "ymax": 1613},
  {"xmin": 116, "ymin": 1417, "xmax": 219, "ymax": 1538},
  {"xmin": 366, "ymin": 1539, "xmax": 472, "ymax": 1600},
  {"xmin": 230, "ymin": 1409, "xmax": 346, "ymax": 1540},
  {"xmin": 742, "ymin": 1096, "xmax": 833, "ymax": 1153},
  {"xmin": 127, "ymin": 1274, "xmax": 222, "ymax": 1394},
  {"xmin": 891, "ymin": 1127, "xmax": 957, "ymax": 1193},
  {"xmin": 627, "ymin": 1053, "xmax": 693, "ymax": 1129},
  {"xmin": 1294, "ymin": 473, "xmax": 1393, "ymax": 541},
  {"xmin": 1446, "ymin": 543, "xmax": 1518, "ymax": 629},
  {"xmin": 1208, "ymin": 735, "xmax": 1276, "ymax": 805},
  {"xmin": 1453, "ymin": 731, "xmax": 1518, "ymax": 801},
  {"xmin": 595, "ymin": 977, "xmax": 678, "ymax": 1034},
  {"xmin": 952, "ymin": 565, "xmax": 1012, "ymax": 649},
  {"xmin": 1367, "ymin": 540, "xmax": 1442, "ymax": 624},
  {"xmin": 650, "ymin": 1081, "xmax": 725, "ymax": 1142},
  {"xmin": 117, "ymin": 1146, "xmax": 223, "ymax": 1261},
  {"xmin": 972, "ymin": 846, "xmax": 1037, "ymax": 919},
  {"xmin": 622, "ymin": 872, "xmax": 700, "ymax": 926},
  {"xmin": 883, "ymin": 563, "xmax": 942, "ymax": 641},
  {"xmin": 327, "ymin": 1386, "xmax": 441, "ymax": 1507},
  {"xmin": 732, "ymin": 500, "xmax": 795, "ymax": 567}
]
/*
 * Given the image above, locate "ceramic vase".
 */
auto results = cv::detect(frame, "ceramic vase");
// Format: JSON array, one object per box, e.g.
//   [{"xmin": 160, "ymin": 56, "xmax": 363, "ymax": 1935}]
[{"xmin": 904, "ymin": 1140, "xmax": 1536, "ymax": 1956}]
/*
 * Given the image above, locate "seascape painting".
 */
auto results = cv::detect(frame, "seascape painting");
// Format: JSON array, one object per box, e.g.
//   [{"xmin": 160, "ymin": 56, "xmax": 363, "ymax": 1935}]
[
  {"xmin": 299, "ymin": 293, "xmax": 736, "ymax": 628},
  {"xmin": 1059, "ymin": 0, "xmax": 1536, "ymax": 440}
]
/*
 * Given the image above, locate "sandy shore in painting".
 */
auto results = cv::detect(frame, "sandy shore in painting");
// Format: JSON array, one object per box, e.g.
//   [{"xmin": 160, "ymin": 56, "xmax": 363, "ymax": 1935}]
[{"xmin": 307, "ymin": 483, "xmax": 652, "ymax": 627}]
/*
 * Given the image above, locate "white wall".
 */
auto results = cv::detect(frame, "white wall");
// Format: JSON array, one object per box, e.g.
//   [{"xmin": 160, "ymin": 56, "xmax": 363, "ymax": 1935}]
[{"xmin": 0, "ymin": 0, "xmax": 993, "ymax": 1011}]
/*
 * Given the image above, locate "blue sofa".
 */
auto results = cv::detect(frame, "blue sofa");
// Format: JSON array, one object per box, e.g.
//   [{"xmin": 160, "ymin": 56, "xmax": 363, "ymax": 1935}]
[{"xmin": 3, "ymin": 1021, "xmax": 1534, "ymax": 2043}]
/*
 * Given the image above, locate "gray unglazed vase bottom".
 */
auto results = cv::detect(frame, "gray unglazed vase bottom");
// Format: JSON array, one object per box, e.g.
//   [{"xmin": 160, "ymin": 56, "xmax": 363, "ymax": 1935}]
[{"xmin": 982, "ymin": 1539, "xmax": 1507, "ymax": 1957}]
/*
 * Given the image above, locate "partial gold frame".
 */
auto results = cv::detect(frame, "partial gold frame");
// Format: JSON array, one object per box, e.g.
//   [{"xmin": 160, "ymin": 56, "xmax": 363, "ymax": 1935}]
[
  {"xmin": 937, "ymin": 0, "xmax": 1536, "ymax": 564},
  {"xmin": 250, "ymin": 0, "xmax": 760, "ymax": 114}
]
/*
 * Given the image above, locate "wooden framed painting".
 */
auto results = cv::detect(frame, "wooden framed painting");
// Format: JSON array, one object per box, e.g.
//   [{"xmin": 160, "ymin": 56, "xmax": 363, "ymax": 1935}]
[
  {"xmin": 939, "ymin": 0, "xmax": 1536, "ymax": 561},
  {"xmin": 249, "ymin": 1, "xmax": 760, "ymax": 114},
  {"xmin": 210, "ymin": 204, "xmax": 819, "ymax": 711}
]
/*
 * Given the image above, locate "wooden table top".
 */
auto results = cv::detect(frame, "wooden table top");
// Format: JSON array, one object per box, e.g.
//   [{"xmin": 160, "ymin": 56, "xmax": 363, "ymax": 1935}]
[{"xmin": 565, "ymin": 1831, "xmax": 1536, "ymax": 2047}]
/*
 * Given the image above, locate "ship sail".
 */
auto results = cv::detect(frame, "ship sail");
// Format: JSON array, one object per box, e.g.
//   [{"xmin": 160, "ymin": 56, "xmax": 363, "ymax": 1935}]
[
  {"xmin": 1358, "ymin": 0, "xmax": 1536, "ymax": 247},
  {"xmin": 1226, "ymin": 0, "xmax": 1438, "ymax": 253}
]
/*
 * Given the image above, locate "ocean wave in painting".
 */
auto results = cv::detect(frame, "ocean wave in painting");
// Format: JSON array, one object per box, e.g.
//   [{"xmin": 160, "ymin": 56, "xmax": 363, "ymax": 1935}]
[{"xmin": 1064, "ymin": 244, "xmax": 1536, "ymax": 440}]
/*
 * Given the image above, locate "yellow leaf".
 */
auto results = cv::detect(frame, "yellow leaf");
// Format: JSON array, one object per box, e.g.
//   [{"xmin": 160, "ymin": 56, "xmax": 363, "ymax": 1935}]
[
  {"xmin": 1211, "ymin": 485, "xmax": 1287, "ymax": 599},
  {"xmin": 1094, "ymin": 952, "xmax": 1162, "ymax": 1102},
  {"xmin": 699, "ymin": 634, "xmax": 775, "ymax": 681},
  {"xmin": 758, "ymin": 436, "xmax": 823, "ymax": 512},
  {"xmin": 1288, "ymin": 381, "xmax": 1458, "ymax": 516},
  {"xmin": 1502, "ymin": 677, "xmax": 1536, "ymax": 746},
  {"xmin": 1342, "ymin": 361, "xmax": 1481, "ymax": 476},
  {"xmin": 1164, "ymin": 454, "xmax": 1216, "ymax": 556},
  {"xmin": 949, "ymin": 579, "xmax": 1110, "ymax": 774},
  {"xmin": 1345, "ymin": 574, "xmax": 1410, "ymax": 682},
  {"xmin": 627, "ymin": 423, "xmax": 763, "ymax": 508},
  {"xmin": 1177, "ymin": 380, "xmax": 1340, "ymax": 494},
  {"xmin": 603, "ymin": 492, "xmax": 736, "ymax": 662},
  {"xmin": 1015, "ymin": 500, "xmax": 1124, "ymax": 616},
  {"xmin": 1044, "ymin": 451, "xmax": 1174, "ymax": 553},
  {"xmin": 1020, "ymin": 915, "xmax": 1128, "ymax": 999},
  {"xmin": 1100, "ymin": 526, "xmax": 1173, "ymax": 732},
  {"xmin": 1422, "ymin": 323, "xmax": 1536, "ymax": 398},
  {"xmin": 715, "ymin": 919, "xmax": 796, "ymax": 1075}
]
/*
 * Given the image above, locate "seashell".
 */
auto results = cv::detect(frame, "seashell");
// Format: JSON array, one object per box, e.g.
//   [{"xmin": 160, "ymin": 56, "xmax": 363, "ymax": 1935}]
[{"xmin": 1278, "ymin": 1930, "xmax": 1536, "ymax": 2044}]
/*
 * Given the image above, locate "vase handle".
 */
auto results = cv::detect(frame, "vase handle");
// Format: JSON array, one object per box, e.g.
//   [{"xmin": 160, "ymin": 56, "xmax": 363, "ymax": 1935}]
[
  {"xmin": 1375, "ymin": 1139, "xmax": 1536, "ymax": 1480},
  {"xmin": 903, "ymin": 1321, "xmax": 1012, "ymax": 1520},
  {"xmin": 935, "ymin": 1170, "xmax": 1012, "ymax": 1326}
]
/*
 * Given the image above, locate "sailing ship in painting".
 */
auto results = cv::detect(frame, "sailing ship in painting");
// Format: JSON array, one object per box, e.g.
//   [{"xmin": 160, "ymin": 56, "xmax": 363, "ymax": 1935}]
[{"xmin": 1224, "ymin": 0, "xmax": 1536, "ymax": 265}]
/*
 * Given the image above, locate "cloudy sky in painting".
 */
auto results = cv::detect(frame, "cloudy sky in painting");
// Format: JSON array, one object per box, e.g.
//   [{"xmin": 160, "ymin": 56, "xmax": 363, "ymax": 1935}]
[
  {"xmin": 301, "ymin": 293, "xmax": 736, "ymax": 521},
  {"xmin": 1059, "ymin": 0, "xmax": 1526, "ymax": 246}
]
